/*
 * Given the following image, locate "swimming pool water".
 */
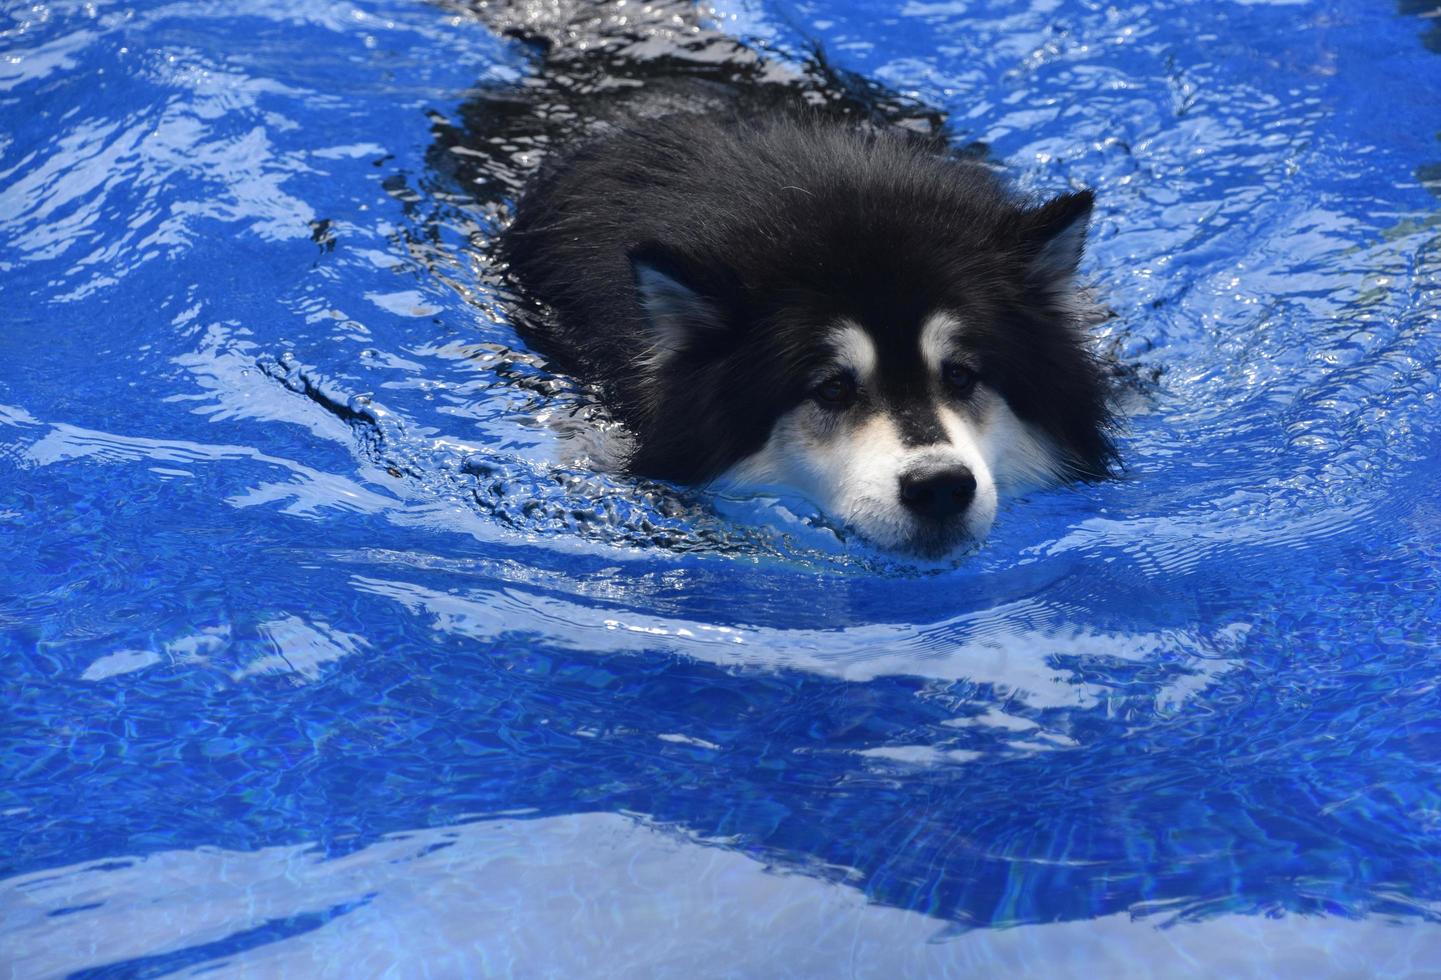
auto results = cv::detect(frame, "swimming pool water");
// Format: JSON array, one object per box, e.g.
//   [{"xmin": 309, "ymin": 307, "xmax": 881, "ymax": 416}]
[{"xmin": 2, "ymin": 0, "xmax": 1440, "ymax": 974}]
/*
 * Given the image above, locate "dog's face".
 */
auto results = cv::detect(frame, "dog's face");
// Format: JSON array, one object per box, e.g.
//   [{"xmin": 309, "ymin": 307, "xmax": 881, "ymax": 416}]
[
  {"xmin": 719, "ymin": 315, "xmax": 1065, "ymax": 557},
  {"xmin": 623, "ymin": 185, "xmax": 1115, "ymax": 558}
]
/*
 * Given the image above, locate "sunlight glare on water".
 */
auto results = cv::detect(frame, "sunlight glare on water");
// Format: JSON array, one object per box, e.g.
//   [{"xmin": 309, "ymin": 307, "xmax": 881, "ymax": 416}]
[{"xmin": 1, "ymin": 0, "xmax": 1440, "ymax": 974}]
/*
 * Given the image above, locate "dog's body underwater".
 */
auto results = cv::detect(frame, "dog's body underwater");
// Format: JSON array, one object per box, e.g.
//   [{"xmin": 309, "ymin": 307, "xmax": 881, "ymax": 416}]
[{"xmin": 465, "ymin": 3, "xmax": 1117, "ymax": 557}]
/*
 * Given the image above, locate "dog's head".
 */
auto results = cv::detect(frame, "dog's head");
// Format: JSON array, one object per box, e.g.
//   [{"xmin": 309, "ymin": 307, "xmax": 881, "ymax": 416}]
[{"xmin": 620, "ymin": 132, "xmax": 1115, "ymax": 557}]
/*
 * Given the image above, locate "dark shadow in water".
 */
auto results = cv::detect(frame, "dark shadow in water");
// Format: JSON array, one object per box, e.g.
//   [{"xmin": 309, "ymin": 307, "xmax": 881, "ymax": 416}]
[
  {"xmin": 425, "ymin": 0, "xmax": 955, "ymax": 203},
  {"xmin": 68, "ymin": 896, "xmax": 376, "ymax": 979},
  {"xmin": 1398, "ymin": 0, "xmax": 1441, "ymax": 54},
  {"xmin": 1399, "ymin": 0, "xmax": 1441, "ymax": 198}
]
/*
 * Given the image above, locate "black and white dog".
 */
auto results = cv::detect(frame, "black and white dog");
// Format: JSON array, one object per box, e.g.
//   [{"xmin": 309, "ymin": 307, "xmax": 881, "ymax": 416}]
[{"xmin": 442, "ymin": 0, "xmax": 1117, "ymax": 557}]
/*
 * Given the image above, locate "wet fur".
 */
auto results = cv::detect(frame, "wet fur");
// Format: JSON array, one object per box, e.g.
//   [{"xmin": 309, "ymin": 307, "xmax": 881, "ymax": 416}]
[{"xmin": 448, "ymin": 1, "xmax": 1118, "ymax": 553}]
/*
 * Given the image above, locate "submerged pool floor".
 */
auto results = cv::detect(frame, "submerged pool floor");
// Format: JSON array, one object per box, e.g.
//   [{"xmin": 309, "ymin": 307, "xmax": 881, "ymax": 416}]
[{"xmin": 2, "ymin": 0, "xmax": 1440, "ymax": 974}]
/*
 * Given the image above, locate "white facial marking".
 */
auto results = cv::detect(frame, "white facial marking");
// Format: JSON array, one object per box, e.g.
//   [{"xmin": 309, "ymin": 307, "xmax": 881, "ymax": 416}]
[
  {"xmin": 919, "ymin": 312, "xmax": 965, "ymax": 375},
  {"xmin": 829, "ymin": 321, "xmax": 876, "ymax": 382},
  {"xmin": 977, "ymin": 396, "xmax": 1067, "ymax": 492},
  {"xmin": 717, "ymin": 315, "xmax": 1068, "ymax": 557},
  {"xmin": 922, "ymin": 312, "xmax": 1063, "ymax": 492}
]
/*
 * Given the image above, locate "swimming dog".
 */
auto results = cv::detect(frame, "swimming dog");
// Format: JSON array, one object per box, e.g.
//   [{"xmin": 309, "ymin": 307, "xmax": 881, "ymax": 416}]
[{"xmin": 442, "ymin": 1, "xmax": 1117, "ymax": 557}]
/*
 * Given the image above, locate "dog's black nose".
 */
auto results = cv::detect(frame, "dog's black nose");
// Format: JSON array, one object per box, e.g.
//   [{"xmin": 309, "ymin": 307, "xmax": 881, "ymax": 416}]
[{"xmin": 899, "ymin": 466, "xmax": 977, "ymax": 520}]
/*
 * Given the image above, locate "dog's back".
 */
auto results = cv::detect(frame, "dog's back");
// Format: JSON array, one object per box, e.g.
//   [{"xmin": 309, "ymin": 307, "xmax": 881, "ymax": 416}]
[{"xmin": 430, "ymin": 0, "xmax": 947, "ymax": 199}]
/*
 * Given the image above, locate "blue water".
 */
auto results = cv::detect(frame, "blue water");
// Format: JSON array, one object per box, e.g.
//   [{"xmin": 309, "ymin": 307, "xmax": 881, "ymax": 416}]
[{"xmin": 3, "ymin": 0, "xmax": 1440, "ymax": 974}]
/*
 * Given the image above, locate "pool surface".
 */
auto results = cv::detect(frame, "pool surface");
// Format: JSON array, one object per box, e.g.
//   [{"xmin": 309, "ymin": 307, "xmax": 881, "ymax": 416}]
[{"xmin": 3, "ymin": 0, "xmax": 1441, "ymax": 975}]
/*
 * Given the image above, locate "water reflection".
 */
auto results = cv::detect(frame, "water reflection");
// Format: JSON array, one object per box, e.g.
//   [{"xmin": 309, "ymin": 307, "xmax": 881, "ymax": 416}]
[
  {"xmin": 11, "ymin": 814, "xmax": 1441, "ymax": 976},
  {"xmin": 4, "ymin": 0, "xmax": 1441, "ymax": 972}
]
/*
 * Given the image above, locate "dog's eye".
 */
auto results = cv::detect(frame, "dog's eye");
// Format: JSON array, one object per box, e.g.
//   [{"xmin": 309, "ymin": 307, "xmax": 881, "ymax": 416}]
[
  {"xmin": 943, "ymin": 362, "xmax": 978, "ymax": 398},
  {"xmin": 813, "ymin": 373, "xmax": 857, "ymax": 409}
]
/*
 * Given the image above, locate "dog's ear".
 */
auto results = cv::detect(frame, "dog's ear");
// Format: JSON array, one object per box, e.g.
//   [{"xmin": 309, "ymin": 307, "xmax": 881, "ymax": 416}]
[
  {"xmin": 1021, "ymin": 190, "xmax": 1094, "ymax": 285},
  {"xmin": 630, "ymin": 244, "xmax": 727, "ymax": 365}
]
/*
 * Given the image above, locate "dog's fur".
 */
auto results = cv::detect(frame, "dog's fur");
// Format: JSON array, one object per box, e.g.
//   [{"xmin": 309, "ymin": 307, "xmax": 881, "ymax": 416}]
[{"xmin": 452, "ymin": 2, "xmax": 1117, "ymax": 556}]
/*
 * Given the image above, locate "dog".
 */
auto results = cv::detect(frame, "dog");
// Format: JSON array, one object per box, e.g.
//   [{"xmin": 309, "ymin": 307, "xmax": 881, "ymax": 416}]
[{"xmin": 441, "ymin": 1, "xmax": 1117, "ymax": 557}]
